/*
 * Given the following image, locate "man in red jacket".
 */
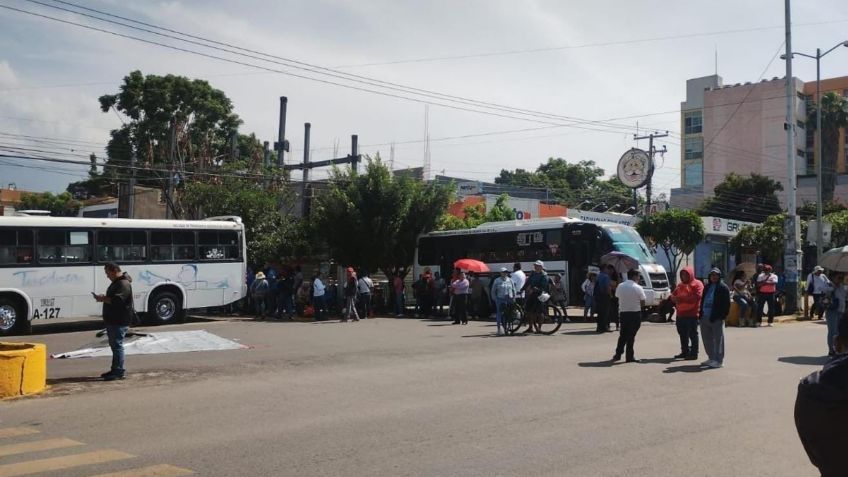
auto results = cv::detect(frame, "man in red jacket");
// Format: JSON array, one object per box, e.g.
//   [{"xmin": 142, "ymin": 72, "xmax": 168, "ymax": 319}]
[{"xmin": 671, "ymin": 266, "xmax": 704, "ymax": 360}]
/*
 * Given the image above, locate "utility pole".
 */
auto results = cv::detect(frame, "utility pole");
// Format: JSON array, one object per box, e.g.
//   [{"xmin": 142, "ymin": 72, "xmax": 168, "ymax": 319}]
[
  {"xmin": 275, "ymin": 96, "xmax": 288, "ymax": 167},
  {"xmin": 783, "ymin": 0, "xmax": 800, "ymax": 314},
  {"xmin": 166, "ymin": 119, "xmax": 176, "ymax": 220},
  {"xmin": 351, "ymin": 135, "xmax": 359, "ymax": 174},
  {"xmin": 263, "ymin": 141, "xmax": 271, "ymax": 190},
  {"xmin": 128, "ymin": 150, "xmax": 136, "ymax": 218},
  {"xmin": 302, "ymin": 123, "xmax": 311, "ymax": 216},
  {"xmin": 633, "ymin": 130, "xmax": 668, "ymax": 214}
]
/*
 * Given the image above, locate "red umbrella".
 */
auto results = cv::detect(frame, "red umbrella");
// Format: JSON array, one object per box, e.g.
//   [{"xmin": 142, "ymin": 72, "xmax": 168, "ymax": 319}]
[{"xmin": 454, "ymin": 258, "xmax": 490, "ymax": 273}]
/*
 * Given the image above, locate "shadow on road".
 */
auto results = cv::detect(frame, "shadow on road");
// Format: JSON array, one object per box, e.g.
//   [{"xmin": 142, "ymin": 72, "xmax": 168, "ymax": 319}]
[
  {"xmin": 638, "ymin": 357, "xmax": 677, "ymax": 365},
  {"xmin": 560, "ymin": 330, "xmax": 601, "ymax": 336},
  {"xmin": 578, "ymin": 360, "xmax": 618, "ymax": 368},
  {"xmin": 663, "ymin": 364, "xmax": 706, "ymax": 373},
  {"xmin": 47, "ymin": 376, "xmax": 104, "ymax": 385},
  {"xmin": 461, "ymin": 334, "xmax": 499, "ymax": 339},
  {"xmin": 778, "ymin": 356, "xmax": 830, "ymax": 366}
]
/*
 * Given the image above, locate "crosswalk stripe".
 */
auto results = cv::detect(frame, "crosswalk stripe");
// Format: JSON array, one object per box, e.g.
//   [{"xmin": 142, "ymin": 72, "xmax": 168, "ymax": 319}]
[
  {"xmin": 0, "ymin": 437, "xmax": 84, "ymax": 457},
  {"xmin": 0, "ymin": 428, "xmax": 39, "ymax": 439},
  {"xmin": 87, "ymin": 464, "xmax": 195, "ymax": 477},
  {"xmin": 0, "ymin": 449, "xmax": 134, "ymax": 477}
]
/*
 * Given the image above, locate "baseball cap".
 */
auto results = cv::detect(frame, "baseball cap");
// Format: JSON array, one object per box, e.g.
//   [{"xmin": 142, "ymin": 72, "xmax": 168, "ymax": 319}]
[
  {"xmin": 499, "ymin": 267, "xmax": 509, "ymax": 273},
  {"xmin": 534, "ymin": 260, "xmax": 545, "ymax": 267}
]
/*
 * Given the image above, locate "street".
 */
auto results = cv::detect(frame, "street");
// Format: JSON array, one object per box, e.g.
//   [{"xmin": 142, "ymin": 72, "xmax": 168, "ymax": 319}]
[{"xmin": 1, "ymin": 315, "xmax": 825, "ymax": 476}]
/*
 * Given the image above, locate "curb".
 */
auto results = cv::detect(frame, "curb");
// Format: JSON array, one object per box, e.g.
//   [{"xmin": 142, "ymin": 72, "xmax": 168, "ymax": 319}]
[{"xmin": 0, "ymin": 342, "xmax": 47, "ymax": 399}]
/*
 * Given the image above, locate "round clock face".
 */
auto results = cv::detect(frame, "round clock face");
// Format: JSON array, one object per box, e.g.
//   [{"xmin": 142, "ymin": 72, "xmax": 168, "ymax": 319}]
[{"xmin": 617, "ymin": 148, "xmax": 652, "ymax": 189}]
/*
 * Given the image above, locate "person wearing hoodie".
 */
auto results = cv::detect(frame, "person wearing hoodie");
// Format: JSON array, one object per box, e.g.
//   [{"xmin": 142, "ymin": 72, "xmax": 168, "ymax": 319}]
[
  {"xmin": 670, "ymin": 266, "xmax": 704, "ymax": 360},
  {"xmin": 700, "ymin": 268, "xmax": 730, "ymax": 368},
  {"xmin": 795, "ymin": 317, "xmax": 848, "ymax": 477},
  {"xmin": 93, "ymin": 262, "xmax": 135, "ymax": 381}
]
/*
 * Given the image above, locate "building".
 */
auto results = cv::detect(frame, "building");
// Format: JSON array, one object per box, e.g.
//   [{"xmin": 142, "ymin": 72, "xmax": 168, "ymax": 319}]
[
  {"xmin": 671, "ymin": 74, "xmax": 848, "ymax": 210},
  {"xmin": 0, "ymin": 184, "xmax": 22, "ymax": 216}
]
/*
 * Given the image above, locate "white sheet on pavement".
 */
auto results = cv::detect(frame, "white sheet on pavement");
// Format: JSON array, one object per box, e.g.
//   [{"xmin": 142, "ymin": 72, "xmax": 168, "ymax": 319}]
[{"xmin": 51, "ymin": 330, "xmax": 247, "ymax": 359}]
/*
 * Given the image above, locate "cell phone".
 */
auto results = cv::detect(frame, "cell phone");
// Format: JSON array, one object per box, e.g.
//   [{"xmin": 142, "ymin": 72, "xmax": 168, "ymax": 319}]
[{"xmin": 91, "ymin": 292, "xmax": 97, "ymax": 298}]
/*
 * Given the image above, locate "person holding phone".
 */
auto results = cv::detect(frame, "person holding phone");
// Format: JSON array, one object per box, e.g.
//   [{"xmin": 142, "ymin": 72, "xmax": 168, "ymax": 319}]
[{"xmin": 93, "ymin": 262, "xmax": 134, "ymax": 381}]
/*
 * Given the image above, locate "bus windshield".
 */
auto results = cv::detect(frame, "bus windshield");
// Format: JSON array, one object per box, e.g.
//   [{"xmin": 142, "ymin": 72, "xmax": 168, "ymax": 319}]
[{"xmin": 602, "ymin": 224, "xmax": 656, "ymax": 265}]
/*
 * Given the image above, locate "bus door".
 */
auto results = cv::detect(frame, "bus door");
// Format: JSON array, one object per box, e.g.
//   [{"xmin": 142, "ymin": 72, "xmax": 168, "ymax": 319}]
[{"xmin": 563, "ymin": 223, "xmax": 604, "ymax": 304}]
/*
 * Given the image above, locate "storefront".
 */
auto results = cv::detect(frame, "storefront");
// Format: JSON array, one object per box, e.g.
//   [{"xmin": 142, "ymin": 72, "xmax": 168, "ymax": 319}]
[{"xmin": 694, "ymin": 216, "xmax": 759, "ymax": 279}]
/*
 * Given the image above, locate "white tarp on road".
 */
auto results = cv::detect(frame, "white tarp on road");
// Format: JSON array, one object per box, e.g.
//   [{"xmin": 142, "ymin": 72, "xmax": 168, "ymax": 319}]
[{"xmin": 52, "ymin": 330, "xmax": 247, "ymax": 359}]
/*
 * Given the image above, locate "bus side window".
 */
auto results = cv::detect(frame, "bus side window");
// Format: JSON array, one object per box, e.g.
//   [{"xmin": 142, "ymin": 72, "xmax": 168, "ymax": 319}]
[
  {"xmin": 37, "ymin": 230, "xmax": 91, "ymax": 264},
  {"xmin": 0, "ymin": 229, "xmax": 33, "ymax": 264},
  {"xmin": 97, "ymin": 230, "xmax": 147, "ymax": 262}
]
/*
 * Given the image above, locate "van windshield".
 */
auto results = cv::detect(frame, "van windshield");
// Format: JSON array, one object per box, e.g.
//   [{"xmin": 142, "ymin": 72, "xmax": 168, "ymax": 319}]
[{"xmin": 602, "ymin": 224, "xmax": 657, "ymax": 265}]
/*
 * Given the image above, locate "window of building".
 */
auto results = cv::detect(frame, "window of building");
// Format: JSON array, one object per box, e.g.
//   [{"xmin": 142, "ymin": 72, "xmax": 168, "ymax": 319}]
[
  {"xmin": 150, "ymin": 231, "xmax": 196, "ymax": 262},
  {"xmin": 684, "ymin": 111, "xmax": 702, "ymax": 135},
  {"xmin": 37, "ymin": 230, "xmax": 91, "ymax": 264},
  {"xmin": 684, "ymin": 137, "xmax": 704, "ymax": 160},
  {"xmin": 198, "ymin": 231, "xmax": 240, "ymax": 260},
  {"xmin": 0, "ymin": 229, "xmax": 34, "ymax": 264},
  {"xmin": 97, "ymin": 230, "xmax": 147, "ymax": 262},
  {"xmin": 684, "ymin": 163, "xmax": 703, "ymax": 187}
]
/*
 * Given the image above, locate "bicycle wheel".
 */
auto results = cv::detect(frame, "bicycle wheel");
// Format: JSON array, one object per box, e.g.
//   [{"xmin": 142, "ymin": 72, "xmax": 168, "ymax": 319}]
[
  {"xmin": 538, "ymin": 304, "xmax": 563, "ymax": 335},
  {"xmin": 503, "ymin": 302, "xmax": 524, "ymax": 335}
]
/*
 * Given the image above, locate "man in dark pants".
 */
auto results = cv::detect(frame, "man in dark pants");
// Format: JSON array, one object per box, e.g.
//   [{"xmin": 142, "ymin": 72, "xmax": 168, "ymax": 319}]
[
  {"xmin": 612, "ymin": 269, "xmax": 646, "ymax": 363},
  {"xmin": 594, "ymin": 265, "xmax": 613, "ymax": 333},
  {"xmin": 671, "ymin": 266, "xmax": 703, "ymax": 360},
  {"xmin": 93, "ymin": 262, "xmax": 134, "ymax": 381},
  {"xmin": 700, "ymin": 268, "xmax": 730, "ymax": 368},
  {"xmin": 795, "ymin": 318, "xmax": 848, "ymax": 477}
]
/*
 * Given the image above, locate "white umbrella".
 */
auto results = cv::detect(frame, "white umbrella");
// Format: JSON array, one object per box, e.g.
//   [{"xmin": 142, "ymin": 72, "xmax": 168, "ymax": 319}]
[
  {"xmin": 600, "ymin": 251, "xmax": 640, "ymax": 277},
  {"xmin": 818, "ymin": 246, "xmax": 848, "ymax": 272}
]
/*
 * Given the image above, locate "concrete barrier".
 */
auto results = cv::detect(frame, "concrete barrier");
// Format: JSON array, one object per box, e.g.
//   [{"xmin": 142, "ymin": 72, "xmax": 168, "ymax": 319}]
[{"xmin": 0, "ymin": 342, "xmax": 47, "ymax": 398}]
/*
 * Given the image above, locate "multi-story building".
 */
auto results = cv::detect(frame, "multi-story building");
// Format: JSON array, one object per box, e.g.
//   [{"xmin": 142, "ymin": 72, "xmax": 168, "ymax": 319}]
[{"xmin": 671, "ymin": 74, "xmax": 848, "ymax": 210}]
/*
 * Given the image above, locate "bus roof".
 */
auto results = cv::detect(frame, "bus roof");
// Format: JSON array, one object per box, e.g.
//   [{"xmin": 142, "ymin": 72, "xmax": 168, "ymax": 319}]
[
  {"xmin": 0, "ymin": 215, "xmax": 244, "ymax": 230},
  {"xmin": 426, "ymin": 216, "xmax": 580, "ymax": 237}
]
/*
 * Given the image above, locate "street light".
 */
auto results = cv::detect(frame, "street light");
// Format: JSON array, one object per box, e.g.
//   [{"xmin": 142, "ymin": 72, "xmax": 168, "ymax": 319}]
[
  {"xmin": 576, "ymin": 200, "xmax": 592, "ymax": 210},
  {"xmin": 591, "ymin": 202, "xmax": 608, "ymax": 212},
  {"xmin": 782, "ymin": 40, "xmax": 848, "ymax": 262}
]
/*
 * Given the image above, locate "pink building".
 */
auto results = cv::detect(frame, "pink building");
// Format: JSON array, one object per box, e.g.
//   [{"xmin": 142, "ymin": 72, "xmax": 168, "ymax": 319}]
[{"xmin": 671, "ymin": 74, "xmax": 848, "ymax": 211}]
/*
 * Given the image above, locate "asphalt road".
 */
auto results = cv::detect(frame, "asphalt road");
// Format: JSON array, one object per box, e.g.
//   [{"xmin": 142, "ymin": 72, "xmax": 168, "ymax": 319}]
[{"xmin": 0, "ymin": 314, "xmax": 828, "ymax": 476}]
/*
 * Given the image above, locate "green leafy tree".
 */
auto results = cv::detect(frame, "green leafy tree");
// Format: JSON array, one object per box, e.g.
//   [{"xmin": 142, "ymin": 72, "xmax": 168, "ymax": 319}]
[
  {"xmin": 17, "ymin": 192, "xmax": 82, "ymax": 216},
  {"xmin": 825, "ymin": 209, "xmax": 848, "ymax": 248},
  {"xmin": 437, "ymin": 194, "xmax": 516, "ymax": 230},
  {"xmin": 312, "ymin": 157, "xmax": 453, "ymax": 276},
  {"xmin": 636, "ymin": 209, "xmax": 705, "ymax": 280},
  {"xmin": 99, "ymin": 70, "xmax": 242, "ymax": 188},
  {"xmin": 807, "ymin": 92, "xmax": 848, "ymax": 203},
  {"xmin": 698, "ymin": 173, "xmax": 783, "ymax": 222},
  {"xmin": 66, "ymin": 154, "xmax": 115, "ymax": 199},
  {"xmin": 798, "ymin": 200, "xmax": 847, "ymax": 220},
  {"xmin": 729, "ymin": 213, "xmax": 798, "ymax": 264},
  {"xmin": 180, "ymin": 160, "xmax": 306, "ymax": 266}
]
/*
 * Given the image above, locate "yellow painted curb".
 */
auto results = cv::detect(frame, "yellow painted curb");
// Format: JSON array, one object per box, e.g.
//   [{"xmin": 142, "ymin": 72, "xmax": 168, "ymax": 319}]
[{"xmin": 0, "ymin": 342, "xmax": 47, "ymax": 399}]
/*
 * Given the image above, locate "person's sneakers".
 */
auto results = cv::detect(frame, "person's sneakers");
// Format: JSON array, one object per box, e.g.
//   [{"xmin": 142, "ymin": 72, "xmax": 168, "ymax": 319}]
[
  {"xmin": 674, "ymin": 353, "xmax": 688, "ymax": 359},
  {"xmin": 103, "ymin": 373, "xmax": 125, "ymax": 381},
  {"xmin": 701, "ymin": 359, "xmax": 714, "ymax": 366},
  {"xmin": 767, "ymin": 323, "xmax": 773, "ymax": 327},
  {"xmin": 496, "ymin": 327, "xmax": 504, "ymax": 336},
  {"xmin": 611, "ymin": 354, "xmax": 621, "ymax": 362},
  {"xmin": 100, "ymin": 371, "xmax": 114, "ymax": 378},
  {"xmin": 626, "ymin": 358, "xmax": 641, "ymax": 363},
  {"xmin": 684, "ymin": 354, "xmax": 698, "ymax": 361},
  {"xmin": 708, "ymin": 361, "xmax": 723, "ymax": 368},
  {"xmin": 452, "ymin": 321, "xmax": 460, "ymax": 325}
]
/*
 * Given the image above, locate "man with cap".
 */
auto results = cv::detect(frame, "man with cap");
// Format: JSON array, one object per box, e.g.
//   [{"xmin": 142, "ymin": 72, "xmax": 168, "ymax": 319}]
[
  {"xmin": 492, "ymin": 267, "xmax": 516, "ymax": 335},
  {"xmin": 755, "ymin": 264, "xmax": 779, "ymax": 327},
  {"xmin": 700, "ymin": 268, "xmax": 730, "ymax": 368},
  {"xmin": 522, "ymin": 260, "xmax": 550, "ymax": 334},
  {"xmin": 807, "ymin": 266, "xmax": 831, "ymax": 320}
]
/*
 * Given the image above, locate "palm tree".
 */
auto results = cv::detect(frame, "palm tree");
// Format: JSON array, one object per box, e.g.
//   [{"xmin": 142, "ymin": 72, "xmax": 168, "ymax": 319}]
[{"xmin": 807, "ymin": 92, "xmax": 848, "ymax": 203}]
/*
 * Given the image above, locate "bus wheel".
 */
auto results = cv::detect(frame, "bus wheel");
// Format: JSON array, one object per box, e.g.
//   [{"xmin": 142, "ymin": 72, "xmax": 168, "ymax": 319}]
[
  {"xmin": 0, "ymin": 297, "xmax": 28, "ymax": 336},
  {"xmin": 147, "ymin": 290, "xmax": 184, "ymax": 325}
]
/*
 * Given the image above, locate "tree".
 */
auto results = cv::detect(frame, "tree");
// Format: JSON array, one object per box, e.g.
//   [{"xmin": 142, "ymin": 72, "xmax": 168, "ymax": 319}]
[
  {"xmin": 636, "ymin": 209, "xmax": 705, "ymax": 281},
  {"xmin": 98, "ymin": 70, "xmax": 242, "ymax": 189},
  {"xmin": 825, "ymin": 209, "xmax": 848, "ymax": 248},
  {"xmin": 698, "ymin": 173, "xmax": 783, "ymax": 222},
  {"xmin": 729, "ymin": 213, "xmax": 799, "ymax": 264},
  {"xmin": 312, "ymin": 157, "xmax": 453, "ymax": 276},
  {"xmin": 66, "ymin": 154, "xmax": 115, "ymax": 199},
  {"xmin": 180, "ymin": 160, "xmax": 306, "ymax": 266},
  {"xmin": 437, "ymin": 194, "xmax": 517, "ymax": 230},
  {"xmin": 807, "ymin": 91, "xmax": 848, "ymax": 203},
  {"xmin": 798, "ymin": 200, "xmax": 847, "ymax": 220},
  {"xmin": 17, "ymin": 192, "xmax": 81, "ymax": 216}
]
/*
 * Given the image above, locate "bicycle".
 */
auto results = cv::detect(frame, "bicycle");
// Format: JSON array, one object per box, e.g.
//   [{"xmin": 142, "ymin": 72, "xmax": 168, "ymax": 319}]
[{"xmin": 503, "ymin": 301, "xmax": 564, "ymax": 335}]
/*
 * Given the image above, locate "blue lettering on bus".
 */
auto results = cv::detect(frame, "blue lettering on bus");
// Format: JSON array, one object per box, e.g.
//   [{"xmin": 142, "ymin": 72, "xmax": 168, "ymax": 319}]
[{"xmin": 12, "ymin": 270, "xmax": 83, "ymax": 287}]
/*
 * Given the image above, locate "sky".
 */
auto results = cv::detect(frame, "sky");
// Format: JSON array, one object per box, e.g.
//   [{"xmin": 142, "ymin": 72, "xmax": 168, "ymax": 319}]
[{"xmin": 0, "ymin": 0, "xmax": 846, "ymax": 202}]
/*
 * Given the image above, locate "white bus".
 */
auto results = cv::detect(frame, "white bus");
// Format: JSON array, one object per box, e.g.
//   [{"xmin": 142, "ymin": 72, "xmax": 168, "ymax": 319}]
[
  {"xmin": 0, "ymin": 215, "xmax": 246, "ymax": 335},
  {"xmin": 414, "ymin": 217, "xmax": 670, "ymax": 310}
]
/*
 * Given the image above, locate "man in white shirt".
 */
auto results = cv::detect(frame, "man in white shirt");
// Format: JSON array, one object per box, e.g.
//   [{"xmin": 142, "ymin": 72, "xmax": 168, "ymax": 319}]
[
  {"xmin": 612, "ymin": 269, "xmax": 646, "ymax": 363},
  {"xmin": 312, "ymin": 271, "xmax": 326, "ymax": 321},
  {"xmin": 357, "ymin": 272, "xmax": 374, "ymax": 319},
  {"xmin": 511, "ymin": 262, "xmax": 527, "ymax": 304}
]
